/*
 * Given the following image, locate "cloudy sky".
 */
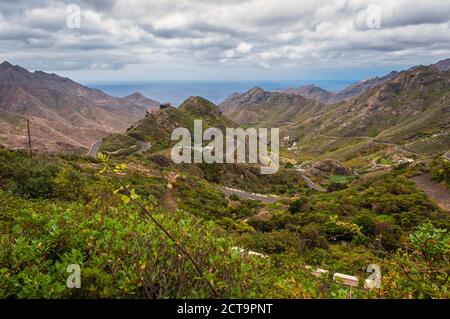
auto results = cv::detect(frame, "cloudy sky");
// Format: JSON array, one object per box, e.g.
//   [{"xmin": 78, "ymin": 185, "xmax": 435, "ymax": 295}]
[{"xmin": 1, "ymin": 0, "xmax": 450, "ymax": 82}]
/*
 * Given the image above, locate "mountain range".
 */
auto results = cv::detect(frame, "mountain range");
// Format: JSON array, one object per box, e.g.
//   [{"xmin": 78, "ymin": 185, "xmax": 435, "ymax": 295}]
[
  {"xmin": 219, "ymin": 59, "xmax": 450, "ymax": 159},
  {"xmin": 276, "ymin": 58, "xmax": 449, "ymax": 105},
  {"xmin": 1, "ymin": 59, "xmax": 449, "ymax": 161},
  {"xmin": 279, "ymin": 71, "xmax": 399, "ymax": 104},
  {"xmin": 0, "ymin": 61, "xmax": 158, "ymax": 152}
]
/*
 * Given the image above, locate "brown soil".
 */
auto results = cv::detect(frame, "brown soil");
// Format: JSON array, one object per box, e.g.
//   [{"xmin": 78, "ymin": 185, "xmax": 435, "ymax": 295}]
[{"xmin": 411, "ymin": 175, "xmax": 450, "ymax": 212}]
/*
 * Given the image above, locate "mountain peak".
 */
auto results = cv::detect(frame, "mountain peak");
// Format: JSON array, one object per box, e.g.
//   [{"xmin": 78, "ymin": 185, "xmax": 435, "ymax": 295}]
[
  {"xmin": 123, "ymin": 92, "xmax": 146, "ymax": 100},
  {"xmin": 0, "ymin": 61, "xmax": 27, "ymax": 73},
  {"xmin": 179, "ymin": 96, "xmax": 219, "ymax": 113},
  {"xmin": 0, "ymin": 61, "xmax": 13, "ymax": 68},
  {"xmin": 120, "ymin": 91, "xmax": 159, "ymax": 110},
  {"xmin": 433, "ymin": 58, "xmax": 450, "ymax": 72},
  {"xmin": 182, "ymin": 96, "xmax": 214, "ymax": 106},
  {"xmin": 248, "ymin": 86, "xmax": 265, "ymax": 95}
]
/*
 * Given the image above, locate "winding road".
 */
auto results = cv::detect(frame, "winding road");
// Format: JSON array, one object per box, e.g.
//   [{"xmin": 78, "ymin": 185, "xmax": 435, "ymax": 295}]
[
  {"xmin": 297, "ymin": 172, "xmax": 326, "ymax": 192},
  {"xmin": 218, "ymin": 186, "xmax": 280, "ymax": 203},
  {"xmin": 87, "ymin": 139, "xmax": 151, "ymax": 157},
  {"xmin": 87, "ymin": 140, "xmax": 102, "ymax": 157},
  {"xmin": 136, "ymin": 141, "xmax": 151, "ymax": 154}
]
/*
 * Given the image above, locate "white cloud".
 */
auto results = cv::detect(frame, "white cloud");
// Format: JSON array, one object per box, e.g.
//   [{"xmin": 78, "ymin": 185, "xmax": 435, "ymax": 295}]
[
  {"xmin": 236, "ymin": 42, "xmax": 253, "ymax": 53},
  {"xmin": 0, "ymin": 0, "xmax": 449, "ymax": 79}
]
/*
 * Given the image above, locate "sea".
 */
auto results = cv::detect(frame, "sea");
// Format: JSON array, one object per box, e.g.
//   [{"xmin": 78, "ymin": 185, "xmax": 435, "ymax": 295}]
[{"xmin": 87, "ymin": 80, "xmax": 356, "ymax": 106}]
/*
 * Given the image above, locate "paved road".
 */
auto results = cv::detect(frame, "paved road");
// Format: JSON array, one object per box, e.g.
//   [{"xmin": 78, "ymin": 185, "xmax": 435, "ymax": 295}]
[
  {"xmin": 443, "ymin": 151, "xmax": 450, "ymax": 161},
  {"xmin": 136, "ymin": 141, "xmax": 151, "ymax": 154},
  {"xmin": 87, "ymin": 139, "xmax": 150, "ymax": 157},
  {"xmin": 87, "ymin": 140, "xmax": 102, "ymax": 157},
  {"xmin": 297, "ymin": 171, "xmax": 327, "ymax": 192},
  {"xmin": 218, "ymin": 186, "xmax": 280, "ymax": 203}
]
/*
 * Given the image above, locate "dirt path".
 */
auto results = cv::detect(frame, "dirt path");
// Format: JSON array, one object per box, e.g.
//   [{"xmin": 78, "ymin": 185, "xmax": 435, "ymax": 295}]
[
  {"xmin": 411, "ymin": 175, "xmax": 450, "ymax": 212},
  {"xmin": 162, "ymin": 173, "xmax": 179, "ymax": 213}
]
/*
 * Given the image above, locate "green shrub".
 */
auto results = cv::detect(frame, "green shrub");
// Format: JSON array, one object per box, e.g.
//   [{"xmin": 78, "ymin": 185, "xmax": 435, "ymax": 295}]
[
  {"xmin": 0, "ymin": 190, "xmax": 259, "ymax": 298},
  {"xmin": 298, "ymin": 224, "xmax": 329, "ymax": 251},
  {"xmin": 288, "ymin": 197, "xmax": 309, "ymax": 214},
  {"xmin": 327, "ymin": 182, "xmax": 348, "ymax": 192},
  {"xmin": 324, "ymin": 216, "xmax": 361, "ymax": 242},
  {"xmin": 430, "ymin": 158, "xmax": 450, "ymax": 187},
  {"xmin": 251, "ymin": 230, "xmax": 300, "ymax": 254},
  {"xmin": 383, "ymin": 223, "xmax": 450, "ymax": 298},
  {"xmin": 52, "ymin": 168, "xmax": 89, "ymax": 202},
  {"xmin": 229, "ymin": 200, "xmax": 261, "ymax": 218},
  {"xmin": 352, "ymin": 213, "xmax": 375, "ymax": 236},
  {"xmin": 0, "ymin": 151, "xmax": 60, "ymax": 199},
  {"xmin": 373, "ymin": 221, "xmax": 402, "ymax": 250}
]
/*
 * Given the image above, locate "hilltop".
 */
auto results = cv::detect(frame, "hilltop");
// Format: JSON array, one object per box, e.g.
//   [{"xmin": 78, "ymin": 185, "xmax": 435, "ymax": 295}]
[{"xmin": 101, "ymin": 96, "xmax": 236, "ymax": 154}]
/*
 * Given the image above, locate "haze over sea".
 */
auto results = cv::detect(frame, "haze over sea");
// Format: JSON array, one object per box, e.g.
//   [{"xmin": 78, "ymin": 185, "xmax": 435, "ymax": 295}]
[{"xmin": 87, "ymin": 80, "xmax": 356, "ymax": 106}]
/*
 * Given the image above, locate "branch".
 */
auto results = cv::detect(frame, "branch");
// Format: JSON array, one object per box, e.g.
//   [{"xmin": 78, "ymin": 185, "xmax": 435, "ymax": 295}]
[{"xmin": 108, "ymin": 166, "xmax": 219, "ymax": 297}]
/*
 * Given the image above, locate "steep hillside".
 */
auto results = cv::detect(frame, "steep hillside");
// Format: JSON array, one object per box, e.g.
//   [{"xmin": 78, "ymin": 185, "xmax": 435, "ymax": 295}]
[
  {"xmin": 288, "ymin": 65, "xmax": 450, "ymax": 162},
  {"xmin": 103, "ymin": 96, "xmax": 236, "ymax": 153},
  {"xmin": 219, "ymin": 87, "xmax": 325, "ymax": 126},
  {"xmin": 433, "ymin": 58, "xmax": 450, "ymax": 72},
  {"xmin": 0, "ymin": 61, "xmax": 159, "ymax": 153},
  {"xmin": 304, "ymin": 66, "xmax": 449, "ymax": 138}
]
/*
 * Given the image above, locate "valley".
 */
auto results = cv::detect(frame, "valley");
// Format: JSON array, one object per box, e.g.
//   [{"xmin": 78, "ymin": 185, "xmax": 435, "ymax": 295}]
[{"xmin": 0, "ymin": 59, "xmax": 449, "ymax": 299}]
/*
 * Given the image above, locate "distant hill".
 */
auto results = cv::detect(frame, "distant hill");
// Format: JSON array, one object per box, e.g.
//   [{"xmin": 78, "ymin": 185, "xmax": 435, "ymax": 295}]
[
  {"xmin": 219, "ymin": 87, "xmax": 324, "ymax": 126},
  {"xmin": 120, "ymin": 92, "xmax": 160, "ymax": 112},
  {"xmin": 279, "ymin": 71, "xmax": 399, "ymax": 104},
  {"xmin": 0, "ymin": 61, "xmax": 159, "ymax": 152},
  {"xmin": 279, "ymin": 85, "xmax": 333, "ymax": 104}
]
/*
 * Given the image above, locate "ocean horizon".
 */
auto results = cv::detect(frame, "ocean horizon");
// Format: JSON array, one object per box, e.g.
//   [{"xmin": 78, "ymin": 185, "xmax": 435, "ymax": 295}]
[{"xmin": 86, "ymin": 80, "xmax": 357, "ymax": 105}]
